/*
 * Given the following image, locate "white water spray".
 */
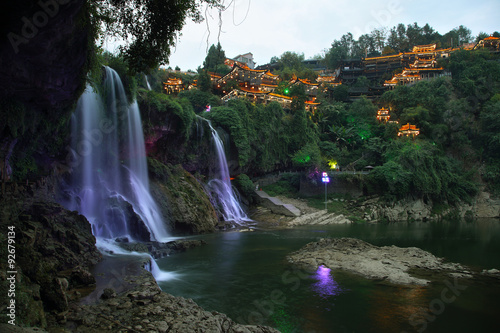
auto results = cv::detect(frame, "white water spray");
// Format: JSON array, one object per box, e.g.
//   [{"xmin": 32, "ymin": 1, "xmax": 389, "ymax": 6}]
[
  {"xmin": 198, "ymin": 117, "xmax": 249, "ymax": 224},
  {"xmin": 67, "ymin": 67, "xmax": 169, "ymax": 242}
]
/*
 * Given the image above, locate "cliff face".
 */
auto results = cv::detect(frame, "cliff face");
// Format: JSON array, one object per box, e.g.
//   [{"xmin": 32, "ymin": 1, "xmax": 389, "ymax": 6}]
[
  {"xmin": 0, "ymin": 0, "xmax": 91, "ymax": 112},
  {"xmin": 0, "ymin": 181, "xmax": 102, "ymax": 327},
  {"xmin": 148, "ymin": 159, "xmax": 219, "ymax": 234},
  {"xmin": 0, "ymin": 0, "xmax": 92, "ymax": 181}
]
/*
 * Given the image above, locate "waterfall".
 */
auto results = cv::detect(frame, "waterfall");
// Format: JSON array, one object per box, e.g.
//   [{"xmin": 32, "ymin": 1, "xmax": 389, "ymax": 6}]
[
  {"xmin": 67, "ymin": 67, "xmax": 169, "ymax": 242},
  {"xmin": 145, "ymin": 74, "xmax": 152, "ymax": 90},
  {"xmin": 198, "ymin": 117, "xmax": 249, "ymax": 224}
]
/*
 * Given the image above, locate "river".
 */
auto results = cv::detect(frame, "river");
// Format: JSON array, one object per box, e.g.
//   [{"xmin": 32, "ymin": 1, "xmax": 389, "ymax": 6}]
[{"xmin": 157, "ymin": 219, "xmax": 500, "ymax": 332}]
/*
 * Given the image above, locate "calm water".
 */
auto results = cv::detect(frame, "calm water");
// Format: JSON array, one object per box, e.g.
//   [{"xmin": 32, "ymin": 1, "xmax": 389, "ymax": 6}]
[{"xmin": 157, "ymin": 220, "xmax": 500, "ymax": 333}]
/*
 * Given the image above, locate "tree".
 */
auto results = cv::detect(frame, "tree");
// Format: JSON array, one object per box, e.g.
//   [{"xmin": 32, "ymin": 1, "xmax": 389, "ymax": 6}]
[
  {"xmin": 382, "ymin": 46, "xmax": 397, "ymax": 55},
  {"xmin": 476, "ymin": 32, "xmax": 490, "ymax": 43},
  {"xmin": 370, "ymin": 28, "xmax": 387, "ymax": 54},
  {"xmin": 387, "ymin": 23, "xmax": 409, "ymax": 51},
  {"xmin": 325, "ymin": 33, "xmax": 359, "ymax": 69},
  {"xmin": 91, "ymin": 0, "xmax": 223, "ymax": 73},
  {"xmin": 203, "ymin": 43, "xmax": 226, "ymax": 73},
  {"xmin": 454, "ymin": 25, "xmax": 473, "ymax": 44},
  {"xmin": 406, "ymin": 22, "xmax": 425, "ymax": 47},
  {"xmin": 196, "ymin": 69, "xmax": 212, "ymax": 92},
  {"xmin": 278, "ymin": 51, "xmax": 305, "ymax": 70}
]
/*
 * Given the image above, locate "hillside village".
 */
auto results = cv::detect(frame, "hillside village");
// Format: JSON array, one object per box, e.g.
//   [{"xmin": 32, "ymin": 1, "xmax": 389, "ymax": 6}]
[{"xmin": 163, "ymin": 36, "xmax": 500, "ymax": 111}]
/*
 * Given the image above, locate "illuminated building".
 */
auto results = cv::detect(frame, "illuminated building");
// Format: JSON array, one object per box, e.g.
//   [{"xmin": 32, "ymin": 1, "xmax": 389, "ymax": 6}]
[
  {"xmin": 376, "ymin": 107, "xmax": 391, "ymax": 122},
  {"xmin": 473, "ymin": 35, "xmax": 500, "ymax": 52},
  {"xmin": 398, "ymin": 123, "xmax": 420, "ymax": 137},
  {"xmin": 163, "ymin": 78, "xmax": 185, "ymax": 95}
]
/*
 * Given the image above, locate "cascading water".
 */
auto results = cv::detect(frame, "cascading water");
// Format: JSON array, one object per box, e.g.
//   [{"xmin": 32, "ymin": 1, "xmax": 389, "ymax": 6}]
[
  {"xmin": 144, "ymin": 74, "xmax": 152, "ymax": 90},
  {"xmin": 198, "ymin": 117, "xmax": 249, "ymax": 224},
  {"xmin": 67, "ymin": 67, "xmax": 169, "ymax": 242}
]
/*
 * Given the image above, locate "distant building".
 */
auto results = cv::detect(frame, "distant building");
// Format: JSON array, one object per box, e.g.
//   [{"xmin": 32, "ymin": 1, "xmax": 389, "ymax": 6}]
[
  {"xmin": 227, "ymin": 52, "xmax": 256, "ymax": 69},
  {"xmin": 376, "ymin": 107, "xmax": 391, "ymax": 123},
  {"xmin": 163, "ymin": 78, "xmax": 185, "ymax": 95},
  {"xmin": 383, "ymin": 43, "xmax": 452, "ymax": 89},
  {"xmin": 398, "ymin": 123, "xmax": 420, "ymax": 137},
  {"xmin": 473, "ymin": 36, "xmax": 500, "ymax": 52}
]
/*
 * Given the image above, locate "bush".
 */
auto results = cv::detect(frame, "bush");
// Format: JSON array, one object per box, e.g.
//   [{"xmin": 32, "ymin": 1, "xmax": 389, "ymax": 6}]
[{"xmin": 233, "ymin": 174, "xmax": 255, "ymax": 203}]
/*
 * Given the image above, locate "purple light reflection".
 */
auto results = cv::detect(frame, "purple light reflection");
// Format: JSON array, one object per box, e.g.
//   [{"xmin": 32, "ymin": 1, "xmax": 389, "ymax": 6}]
[{"xmin": 312, "ymin": 265, "xmax": 344, "ymax": 299}]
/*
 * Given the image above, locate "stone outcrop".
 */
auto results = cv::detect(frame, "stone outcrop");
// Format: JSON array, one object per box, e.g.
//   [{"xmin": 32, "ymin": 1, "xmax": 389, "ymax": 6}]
[
  {"xmin": 116, "ymin": 239, "xmax": 207, "ymax": 259},
  {"xmin": 351, "ymin": 191, "xmax": 500, "ymax": 222},
  {"xmin": 148, "ymin": 160, "xmax": 219, "ymax": 234},
  {"xmin": 287, "ymin": 238, "xmax": 480, "ymax": 286},
  {"xmin": 288, "ymin": 210, "xmax": 351, "ymax": 226},
  {"xmin": 254, "ymin": 190, "xmax": 301, "ymax": 217},
  {"xmin": 66, "ymin": 263, "xmax": 280, "ymax": 333},
  {"xmin": 0, "ymin": 184, "xmax": 102, "ymax": 327},
  {"xmin": 473, "ymin": 191, "xmax": 500, "ymax": 218},
  {"xmin": 353, "ymin": 197, "xmax": 433, "ymax": 222}
]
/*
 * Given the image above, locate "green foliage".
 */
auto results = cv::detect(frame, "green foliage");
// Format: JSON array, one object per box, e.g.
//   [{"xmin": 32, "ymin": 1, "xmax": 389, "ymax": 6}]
[
  {"xmin": 233, "ymin": 174, "xmax": 255, "ymax": 202},
  {"xmin": 272, "ymin": 52, "xmax": 318, "ymax": 81},
  {"xmin": 89, "ymin": 0, "xmax": 223, "ymax": 73},
  {"xmin": 292, "ymin": 143, "xmax": 321, "ymax": 169},
  {"xmin": 481, "ymin": 162, "xmax": 500, "ymax": 195},
  {"xmin": 201, "ymin": 97, "xmax": 319, "ymax": 173},
  {"xmin": 203, "ymin": 43, "xmax": 227, "ymax": 74},
  {"xmin": 480, "ymin": 98, "xmax": 500, "ymax": 158},
  {"xmin": 196, "ymin": 69, "xmax": 212, "ymax": 93},
  {"xmin": 330, "ymin": 85, "xmax": 350, "ymax": 102},
  {"xmin": 262, "ymin": 174, "xmax": 301, "ymax": 197},
  {"xmin": 147, "ymin": 157, "xmax": 170, "ymax": 181},
  {"xmin": 366, "ymin": 141, "xmax": 477, "ymax": 203},
  {"xmin": 138, "ymin": 90, "xmax": 195, "ymax": 140},
  {"xmin": 178, "ymin": 88, "xmax": 220, "ymax": 113},
  {"xmin": 204, "ymin": 101, "xmax": 252, "ymax": 168},
  {"xmin": 447, "ymin": 50, "xmax": 500, "ymax": 102},
  {"xmin": 12, "ymin": 154, "xmax": 38, "ymax": 181}
]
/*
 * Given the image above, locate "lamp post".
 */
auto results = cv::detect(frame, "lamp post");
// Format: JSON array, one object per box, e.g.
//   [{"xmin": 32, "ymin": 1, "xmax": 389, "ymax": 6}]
[{"xmin": 321, "ymin": 172, "xmax": 330, "ymax": 211}]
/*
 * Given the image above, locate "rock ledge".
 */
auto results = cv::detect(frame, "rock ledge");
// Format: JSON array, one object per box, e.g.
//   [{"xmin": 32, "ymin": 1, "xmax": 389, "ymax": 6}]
[{"xmin": 287, "ymin": 238, "xmax": 480, "ymax": 286}]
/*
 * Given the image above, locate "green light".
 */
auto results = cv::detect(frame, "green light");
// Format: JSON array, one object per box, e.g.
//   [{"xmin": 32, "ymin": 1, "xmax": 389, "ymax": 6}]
[{"xmin": 284, "ymin": 88, "xmax": 289, "ymax": 95}]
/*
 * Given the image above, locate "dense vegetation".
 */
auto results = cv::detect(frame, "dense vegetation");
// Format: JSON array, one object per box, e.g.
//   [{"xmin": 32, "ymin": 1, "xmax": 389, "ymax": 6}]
[
  {"xmin": 4, "ymin": 8, "xmax": 500, "ymax": 209},
  {"xmin": 136, "ymin": 36, "xmax": 500, "ymax": 205}
]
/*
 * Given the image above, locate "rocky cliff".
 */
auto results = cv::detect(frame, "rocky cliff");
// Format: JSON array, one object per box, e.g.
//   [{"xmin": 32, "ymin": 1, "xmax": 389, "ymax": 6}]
[
  {"xmin": 350, "ymin": 192, "xmax": 500, "ymax": 222},
  {"xmin": 148, "ymin": 159, "xmax": 219, "ymax": 234},
  {"xmin": 0, "ymin": 181, "xmax": 102, "ymax": 327}
]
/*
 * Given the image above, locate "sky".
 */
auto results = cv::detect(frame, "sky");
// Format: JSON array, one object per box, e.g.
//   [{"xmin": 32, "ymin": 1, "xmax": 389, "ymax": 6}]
[{"xmin": 106, "ymin": 0, "xmax": 499, "ymax": 71}]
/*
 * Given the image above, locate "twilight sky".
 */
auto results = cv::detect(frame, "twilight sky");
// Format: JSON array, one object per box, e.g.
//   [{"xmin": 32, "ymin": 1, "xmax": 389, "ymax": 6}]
[{"xmin": 106, "ymin": 0, "xmax": 499, "ymax": 71}]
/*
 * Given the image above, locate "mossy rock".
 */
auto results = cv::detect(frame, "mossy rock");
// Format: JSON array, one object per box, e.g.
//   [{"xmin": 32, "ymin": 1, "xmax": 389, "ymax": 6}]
[{"xmin": 147, "ymin": 159, "xmax": 218, "ymax": 234}]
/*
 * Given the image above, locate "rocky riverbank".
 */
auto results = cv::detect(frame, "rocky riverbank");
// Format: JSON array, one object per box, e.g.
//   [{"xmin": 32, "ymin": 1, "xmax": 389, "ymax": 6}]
[
  {"xmin": 66, "ymin": 258, "xmax": 279, "ymax": 333},
  {"xmin": 0, "ymin": 182, "xmax": 279, "ymax": 332},
  {"xmin": 287, "ymin": 238, "xmax": 500, "ymax": 286}
]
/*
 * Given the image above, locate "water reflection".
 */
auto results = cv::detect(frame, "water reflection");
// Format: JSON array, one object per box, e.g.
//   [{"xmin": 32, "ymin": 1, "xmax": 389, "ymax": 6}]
[
  {"xmin": 311, "ymin": 265, "xmax": 345, "ymax": 299},
  {"xmin": 369, "ymin": 286, "xmax": 429, "ymax": 332}
]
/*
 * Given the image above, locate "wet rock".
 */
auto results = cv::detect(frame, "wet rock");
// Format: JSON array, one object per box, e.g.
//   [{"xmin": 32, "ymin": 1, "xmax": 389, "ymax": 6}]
[
  {"xmin": 0, "ymin": 194, "xmax": 102, "ymax": 327},
  {"xmin": 66, "ymin": 267, "xmax": 279, "ymax": 333},
  {"xmin": 70, "ymin": 267, "xmax": 96, "ymax": 287},
  {"xmin": 117, "ymin": 239, "xmax": 207, "ymax": 259},
  {"xmin": 101, "ymin": 288, "xmax": 117, "ymax": 300},
  {"xmin": 287, "ymin": 238, "xmax": 485, "ymax": 286},
  {"xmin": 148, "ymin": 162, "xmax": 219, "ymax": 234}
]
